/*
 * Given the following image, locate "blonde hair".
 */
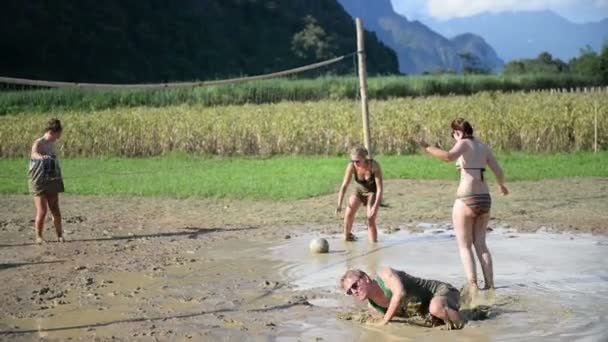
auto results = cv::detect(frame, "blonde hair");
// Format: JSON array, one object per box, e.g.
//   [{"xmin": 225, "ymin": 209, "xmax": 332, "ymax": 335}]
[
  {"xmin": 339, "ymin": 269, "xmax": 368, "ymax": 288},
  {"xmin": 350, "ymin": 145, "xmax": 369, "ymax": 159}
]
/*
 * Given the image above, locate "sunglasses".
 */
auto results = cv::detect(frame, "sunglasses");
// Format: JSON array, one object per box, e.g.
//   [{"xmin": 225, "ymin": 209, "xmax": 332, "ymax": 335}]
[{"xmin": 346, "ymin": 278, "xmax": 360, "ymax": 295}]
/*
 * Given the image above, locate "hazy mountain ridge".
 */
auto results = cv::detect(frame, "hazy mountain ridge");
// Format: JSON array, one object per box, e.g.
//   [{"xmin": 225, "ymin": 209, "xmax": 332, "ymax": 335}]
[
  {"xmin": 425, "ymin": 10, "xmax": 608, "ymax": 62},
  {"xmin": 337, "ymin": 0, "xmax": 504, "ymax": 73}
]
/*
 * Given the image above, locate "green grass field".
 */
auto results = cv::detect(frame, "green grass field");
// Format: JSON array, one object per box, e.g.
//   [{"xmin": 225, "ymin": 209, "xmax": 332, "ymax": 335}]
[{"xmin": 1, "ymin": 152, "xmax": 606, "ymax": 200}]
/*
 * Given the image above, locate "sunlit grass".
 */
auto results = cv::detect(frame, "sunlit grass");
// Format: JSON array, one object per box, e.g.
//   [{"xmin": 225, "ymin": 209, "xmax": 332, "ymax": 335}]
[{"xmin": 1, "ymin": 152, "xmax": 605, "ymax": 200}]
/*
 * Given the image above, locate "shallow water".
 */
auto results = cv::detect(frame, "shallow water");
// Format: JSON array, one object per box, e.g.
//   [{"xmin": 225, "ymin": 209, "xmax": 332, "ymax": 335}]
[
  {"xmin": 270, "ymin": 224, "xmax": 608, "ymax": 341},
  {"xmin": 2, "ymin": 224, "xmax": 607, "ymax": 341}
]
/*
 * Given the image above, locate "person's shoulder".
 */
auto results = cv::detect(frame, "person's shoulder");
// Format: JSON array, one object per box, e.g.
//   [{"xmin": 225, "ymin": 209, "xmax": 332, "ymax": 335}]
[
  {"xmin": 32, "ymin": 137, "xmax": 44, "ymax": 146},
  {"xmin": 474, "ymin": 139, "xmax": 493, "ymax": 153},
  {"xmin": 471, "ymin": 137, "xmax": 487, "ymax": 146},
  {"xmin": 380, "ymin": 266, "xmax": 396, "ymax": 277},
  {"xmin": 370, "ymin": 159, "xmax": 382, "ymax": 171}
]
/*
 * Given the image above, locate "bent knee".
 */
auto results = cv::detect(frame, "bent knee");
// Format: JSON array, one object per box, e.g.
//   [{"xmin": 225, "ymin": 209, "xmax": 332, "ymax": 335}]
[
  {"xmin": 429, "ymin": 300, "xmax": 447, "ymax": 318},
  {"xmin": 345, "ymin": 207, "xmax": 357, "ymax": 218}
]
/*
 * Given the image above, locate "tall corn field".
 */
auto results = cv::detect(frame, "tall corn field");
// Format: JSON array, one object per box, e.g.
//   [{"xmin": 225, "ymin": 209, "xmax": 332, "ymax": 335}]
[{"xmin": 0, "ymin": 92, "xmax": 605, "ymax": 157}]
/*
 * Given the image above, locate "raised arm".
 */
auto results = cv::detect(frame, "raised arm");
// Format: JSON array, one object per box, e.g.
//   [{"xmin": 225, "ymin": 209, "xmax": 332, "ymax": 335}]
[
  {"xmin": 419, "ymin": 139, "xmax": 468, "ymax": 162},
  {"xmin": 336, "ymin": 163, "xmax": 354, "ymax": 215},
  {"xmin": 379, "ymin": 267, "xmax": 406, "ymax": 325},
  {"xmin": 486, "ymin": 149, "xmax": 508, "ymax": 195}
]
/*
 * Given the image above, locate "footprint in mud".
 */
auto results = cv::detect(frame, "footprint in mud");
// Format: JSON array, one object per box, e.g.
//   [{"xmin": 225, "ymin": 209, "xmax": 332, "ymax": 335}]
[
  {"xmin": 260, "ymin": 280, "xmax": 284, "ymax": 289},
  {"xmin": 338, "ymin": 310, "xmax": 381, "ymax": 324},
  {"xmin": 0, "ymin": 218, "xmax": 31, "ymax": 231},
  {"xmin": 384, "ymin": 226, "xmax": 401, "ymax": 234},
  {"xmin": 65, "ymin": 216, "xmax": 87, "ymax": 224}
]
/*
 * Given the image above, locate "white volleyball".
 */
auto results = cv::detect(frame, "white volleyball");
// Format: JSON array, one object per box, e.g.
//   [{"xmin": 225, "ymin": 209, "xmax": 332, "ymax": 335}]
[{"xmin": 309, "ymin": 238, "xmax": 330, "ymax": 254}]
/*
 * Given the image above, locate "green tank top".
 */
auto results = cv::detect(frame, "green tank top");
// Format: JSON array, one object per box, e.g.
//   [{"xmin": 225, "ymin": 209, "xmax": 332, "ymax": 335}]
[
  {"xmin": 353, "ymin": 160, "xmax": 377, "ymax": 193},
  {"xmin": 368, "ymin": 272, "xmax": 450, "ymax": 314},
  {"xmin": 368, "ymin": 276, "xmax": 391, "ymax": 314}
]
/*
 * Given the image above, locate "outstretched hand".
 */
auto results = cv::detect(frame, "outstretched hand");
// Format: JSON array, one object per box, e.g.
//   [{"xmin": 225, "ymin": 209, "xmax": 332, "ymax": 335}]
[
  {"xmin": 374, "ymin": 320, "xmax": 388, "ymax": 327},
  {"xmin": 335, "ymin": 206, "xmax": 343, "ymax": 218},
  {"xmin": 367, "ymin": 206, "xmax": 377, "ymax": 219},
  {"xmin": 414, "ymin": 137, "xmax": 430, "ymax": 149},
  {"xmin": 498, "ymin": 184, "xmax": 509, "ymax": 195}
]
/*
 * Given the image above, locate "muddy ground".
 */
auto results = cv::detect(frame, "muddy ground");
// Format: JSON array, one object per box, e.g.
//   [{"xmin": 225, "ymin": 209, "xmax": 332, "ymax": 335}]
[{"xmin": 0, "ymin": 178, "xmax": 607, "ymax": 341}]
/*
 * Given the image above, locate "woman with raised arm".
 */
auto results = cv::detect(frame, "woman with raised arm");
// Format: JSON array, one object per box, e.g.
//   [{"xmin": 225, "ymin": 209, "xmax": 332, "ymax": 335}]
[{"xmin": 418, "ymin": 118, "xmax": 508, "ymax": 293}]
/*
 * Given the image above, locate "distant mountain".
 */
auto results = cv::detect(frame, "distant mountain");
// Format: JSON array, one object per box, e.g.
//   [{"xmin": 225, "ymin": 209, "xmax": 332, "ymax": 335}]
[
  {"xmin": 0, "ymin": 0, "xmax": 398, "ymax": 83},
  {"xmin": 450, "ymin": 34, "xmax": 504, "ymax": 72},
  {"xmin": 337, "ymin": 0, "xmax": 504, "ymax": 74},
  {"xmin": 425, "ymin": 10, "xmax": 608, "ymax": 62}
]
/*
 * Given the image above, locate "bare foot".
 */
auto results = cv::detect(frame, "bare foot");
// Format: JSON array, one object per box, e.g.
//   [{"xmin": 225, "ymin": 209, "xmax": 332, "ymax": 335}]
[
  {"xmin": 460, "ymin": 283, "xmax": 479, "ymax": 306},
  {"xmin": 469, "ymin": 284, "xmax": 479, "ymax": 300},
  {"xmin": 345, "ymin": 233, "xmax": 357, "ymax": 242}
]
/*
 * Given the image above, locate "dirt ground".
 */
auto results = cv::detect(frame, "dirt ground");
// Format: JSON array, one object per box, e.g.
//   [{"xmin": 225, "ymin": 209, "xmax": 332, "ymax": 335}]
[{"xmin": 0, "ymin": 178, "xmax": 607, "ymax": 341}]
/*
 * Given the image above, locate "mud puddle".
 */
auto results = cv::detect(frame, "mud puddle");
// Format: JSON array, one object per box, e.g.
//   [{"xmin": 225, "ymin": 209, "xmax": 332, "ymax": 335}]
[
  {"xmin": 2, "ymin": 223, "xmax": 607, "ymax": 341},
  {"xmin": 270, "ymin": 224, "xmax": 608, "ymax": 341}
]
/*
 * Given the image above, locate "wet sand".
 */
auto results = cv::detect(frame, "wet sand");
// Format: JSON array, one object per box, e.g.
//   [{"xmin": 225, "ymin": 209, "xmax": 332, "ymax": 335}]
[{"xmin": 1, "ymin": 178, "xmax": 607, "ymax": 341}]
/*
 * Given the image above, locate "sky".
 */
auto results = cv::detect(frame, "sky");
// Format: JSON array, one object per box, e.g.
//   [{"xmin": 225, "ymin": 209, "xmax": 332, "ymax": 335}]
[{"xmin": 391, "ymin": 0, "xmax": 608, "ymax": 23}]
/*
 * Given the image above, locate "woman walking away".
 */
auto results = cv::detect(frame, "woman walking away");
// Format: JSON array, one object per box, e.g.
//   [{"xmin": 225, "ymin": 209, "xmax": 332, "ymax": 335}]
[
  {"xmin": 29, "ymin": 118, "xmax": 65, "ymax": 244},
  {"xmin": 417, "ymin": 118, "xmax": 508, "ymax": 294},
  {"xmin": 336, "ymin": 146, "xmax": 383, "ymax": 243}
]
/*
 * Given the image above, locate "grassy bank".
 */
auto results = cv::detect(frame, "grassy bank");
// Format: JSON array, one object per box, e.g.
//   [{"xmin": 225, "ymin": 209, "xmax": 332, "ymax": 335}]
[
  {"xmin": 1, "ymin": 74, "xmax": 603, "ymax": 114},
  {"xmin": 1, "ymin": 92, "xmax": 606, "ymax": 157},
  {"xmin": 1, "ymin": 153, "xmax": 606, "ymax": 200}
]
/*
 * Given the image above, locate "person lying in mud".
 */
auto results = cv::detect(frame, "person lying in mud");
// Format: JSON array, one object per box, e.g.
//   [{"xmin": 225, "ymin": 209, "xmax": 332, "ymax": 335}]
[
  {"xmin": 336, "ymin": 146, "xmax": 384, "ymax": 242},
  {"xmin": 340, "ymin": 268, "xmax": 462, "ymax": 329}
]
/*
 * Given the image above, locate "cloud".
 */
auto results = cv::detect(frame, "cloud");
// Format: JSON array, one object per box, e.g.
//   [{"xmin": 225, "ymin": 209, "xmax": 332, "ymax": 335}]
[
  {"xmin": 391, "ymin": 0, "xmax": 608, "ymax": 21},
  {"xmin": 428, "ymin": 0, "xmax": 570, "ymax": 19}
]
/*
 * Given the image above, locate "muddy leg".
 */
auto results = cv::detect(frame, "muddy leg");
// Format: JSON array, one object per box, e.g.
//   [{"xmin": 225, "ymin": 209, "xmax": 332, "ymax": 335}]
[
  {"xmin": 46, "ymin": 193, "xmax": 63, "ymax": 242},
  {"xmin": 473, "ymin": 213, "xmax": 493, "ymax": 289},
  {"xmin": 453, "ymin": 199, "xmax": 478, "ymax": 292},
  {"xmin": 344, "ymin": 195, "xmax": 361, "ymax": 241},
  {"xmin": 33, "ymin": 195, "xmax": 48, "ymax": 243},
  {"xmin": 366, "ymin": 195, "xmax": 378, "ymax": 243},
  {"xmin": 429, "ymin": 297, "xmax": 462, "ymax": 330}
]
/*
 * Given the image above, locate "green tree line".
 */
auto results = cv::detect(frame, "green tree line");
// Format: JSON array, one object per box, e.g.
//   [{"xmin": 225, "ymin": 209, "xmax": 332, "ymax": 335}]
[
  {"xmin": 504, "ymin": 44, "xmax": 608, "ymax": 82},
  {"xmin": 0, "ymin": 0, "xmax": 398, "ymax": 83}
]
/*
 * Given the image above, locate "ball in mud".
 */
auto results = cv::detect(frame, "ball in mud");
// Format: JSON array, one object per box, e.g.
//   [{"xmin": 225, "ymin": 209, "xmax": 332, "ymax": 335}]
[{"xmin": 309, "ymin": 238, "xmax": 329, "ymax": 254}]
